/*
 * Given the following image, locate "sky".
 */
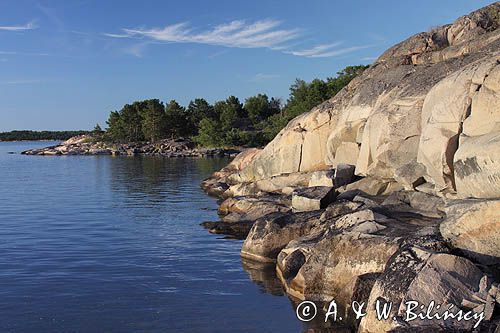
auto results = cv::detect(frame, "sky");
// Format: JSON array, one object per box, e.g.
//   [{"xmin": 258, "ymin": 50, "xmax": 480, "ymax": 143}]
[{"xmin": 0, "ymin": 0, "xmax": 495, "ymax": 131}]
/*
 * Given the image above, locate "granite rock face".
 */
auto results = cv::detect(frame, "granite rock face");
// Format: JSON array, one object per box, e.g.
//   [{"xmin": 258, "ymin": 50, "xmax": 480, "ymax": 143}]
[
  {"xmin": 199, "ymin": 5, "xmax": 500, "ymax": 332},
  {"xmin": 230, "ymin": 3, "xmax": 500, "ymax": 199}
]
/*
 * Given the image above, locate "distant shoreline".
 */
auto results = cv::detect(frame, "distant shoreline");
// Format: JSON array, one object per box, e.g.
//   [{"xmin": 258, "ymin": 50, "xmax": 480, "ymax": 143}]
[
  {"xmin": 0, "ymin": 130, "xmax": 89, "ymax": 142},
  {"xmin": 0, "ymin": 139, "xmax": 62, "ymax": 142}
]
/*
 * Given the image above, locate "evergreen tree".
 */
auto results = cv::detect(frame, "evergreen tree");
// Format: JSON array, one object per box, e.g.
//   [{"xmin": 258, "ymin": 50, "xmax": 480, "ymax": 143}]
[
  {"xmin": 195, "ymin": 118, "xmax": 224, "ymax": 147},
  {"xmin": 244, "ymin": 94, "xmax": 281, "ymax": 125},
  {"xmin": 218, "ymin": 96, "xmax": 244, "ymax": 133},
  {"xmin": 106, "ymin": 111, "xmax": 126, "ymax": 141},
  {"xmin": 121, "ymin": 103, "xmax": 144, "ymax": 142},
  {"xmin": 186, "ymin": 98, "xmax": 214, "ymax": 135},
  {"xmin": 141, "ymin": 99, "xmax": 166, "ymax": 142},
  {"xmin": 164, "ymin": 100, "xmax": 189, "ymax": 138}
]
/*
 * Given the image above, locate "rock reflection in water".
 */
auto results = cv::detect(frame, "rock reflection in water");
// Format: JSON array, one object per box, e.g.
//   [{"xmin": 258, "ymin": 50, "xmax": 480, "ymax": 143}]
[
  {"xmin": 240, "ymin": 257, "xmax": 285, "ymax": 296},
  {"xmin": 241, "ymin": 257, "xmax": 355, "ymax": 332}
]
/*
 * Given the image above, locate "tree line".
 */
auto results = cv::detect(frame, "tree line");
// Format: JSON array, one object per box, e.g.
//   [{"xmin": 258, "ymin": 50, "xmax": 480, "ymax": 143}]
[
  {"xmin": 0, "ymin": 130, "xmax": 89, "ymax": 142},
  {"xmin": 101, "ymin": 65, "xmax": 368, "ymax": 147}
]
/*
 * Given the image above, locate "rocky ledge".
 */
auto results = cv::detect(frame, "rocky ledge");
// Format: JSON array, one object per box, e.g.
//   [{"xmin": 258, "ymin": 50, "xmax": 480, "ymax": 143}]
[
  {"xmin": 21, "ymin": 135, "xmax": 240, "ymax": 158},
  {"xmin": 201, "ymin": 4, "xmax": 500, "ymax": 332}
]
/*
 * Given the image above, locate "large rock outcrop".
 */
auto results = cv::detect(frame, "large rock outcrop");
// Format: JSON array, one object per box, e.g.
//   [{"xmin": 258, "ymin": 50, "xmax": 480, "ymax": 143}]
[
  {"xmin": 231, "ymin": 3, "xmax": 500, "ymax": 199},
  {"xmin": 200, "ymin": 4, "xmax": 500, "ymax": 332}
]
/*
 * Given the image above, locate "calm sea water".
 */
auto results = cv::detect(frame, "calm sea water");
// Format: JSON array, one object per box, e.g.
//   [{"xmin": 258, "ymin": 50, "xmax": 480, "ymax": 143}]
[{"xmin": 0, "ymin": 141, "xmax": 301, "ymax": 333}]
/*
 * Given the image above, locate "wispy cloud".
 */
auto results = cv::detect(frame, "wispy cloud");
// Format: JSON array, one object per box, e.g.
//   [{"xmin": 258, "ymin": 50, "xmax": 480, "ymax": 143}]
[
  {"xmin": 104, "ymin": 19, "xmax": 375, "ymax": 58},
  {"xmin": 102, "ymin": 32, "xmax": 133, "ymax": 39},
  {"xmin": 250, "ymin": 73, "xmax": 280, "ymax": 82},
  {"xmin": 207, "ymin": 49, "xmax": 230, "ymax": 59},
  {"xmin": 105, "ymin": 19, "xmax": 300, "ymax": 50},
  {"xmin": 287, "ymin": 43, "xmax": 372, "ymax": 58},
  {"xmin": 0, "ymin": 21, "xmax": 37, "ymax": 31},
  {"xmin": 123, "ymin": 42, "xmax": 150, "ymax": 58},
  {"xmin": 285, "ymin": 42, "xmax": 342, "ymax": 57}
]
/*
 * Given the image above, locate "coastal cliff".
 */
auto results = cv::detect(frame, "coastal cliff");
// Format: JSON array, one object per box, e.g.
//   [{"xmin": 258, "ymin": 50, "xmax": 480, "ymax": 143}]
[{"xmin": 202, "ymin": 3, "xmax": 500, "ymax": 332}]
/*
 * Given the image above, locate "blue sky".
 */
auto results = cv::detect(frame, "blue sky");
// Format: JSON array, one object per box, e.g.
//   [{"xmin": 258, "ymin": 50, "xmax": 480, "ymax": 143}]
[{"xmin": 0, "ymin": 0, "xmax": 494, "ymax": 131}]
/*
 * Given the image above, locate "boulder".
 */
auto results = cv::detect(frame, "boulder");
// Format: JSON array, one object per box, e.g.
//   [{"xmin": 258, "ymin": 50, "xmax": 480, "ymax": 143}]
[
  {"xmin": 359, "ymin": 248, "xmax": 493, "ymax": 332},
  {"xmin": 291, "ymin": 186, "xmax": 337, "ymax": 212},
  {"xmin": 381, "ymin": 190, "xmax": 446, "ymax": 218},
  {"xmin": 308, "ymin": 164, "xmax": 355, "ymax": 188},
  {"xmin": 333, "ymin": 163, "xmax": 356, "ymax": 187},
  {"xmin": 319, "ymin": 199, "xmax": 364, "ymax": 222},
  {"xmin": 308, "ymin": 170, "xmax": 335, "ymax": 187},
  {"xmin": 254, "ymin": 172, "xmax": 312, "ymax": 193},
  {"xmin": 218, "ymin": 195, "xmax": 291, "ymax": 222},
  {"xmin": 224, "ymin": 182, "xmax": 262, "ymax": 197},
  {"xmin": 241, "ymin": 211, "xmax": 323, "ymax": 263},
  {"xmin": 276, "ymin": 207, "xmax": 443, "ymax": 303},
  {"xmin": 200, "ymin": 220, "xmax": 254, "ymax": 239},
  {"xmin": 276, "ymin": 224, "xmax": 400, "ymax": 303},
  {"xmin": 440, "ymin": 199, "xmax": 500, "ymax": 265},
  {"xmin": 341, "ymin": 177, "xmax": 402, "ymax": 196}
]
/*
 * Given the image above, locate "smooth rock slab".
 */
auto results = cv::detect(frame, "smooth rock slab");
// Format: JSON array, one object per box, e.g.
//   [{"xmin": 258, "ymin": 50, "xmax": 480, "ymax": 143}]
[
  {"xmin": 292, "ymin": 186, "xmax": 337, "ymax": 212},
  {"xmin": 440, "ymin": 198, "xmax": 500, "ymax": 265},
  {"xmin": 241, "ymin": 211, "xmax": 323, "ymax": 263}
]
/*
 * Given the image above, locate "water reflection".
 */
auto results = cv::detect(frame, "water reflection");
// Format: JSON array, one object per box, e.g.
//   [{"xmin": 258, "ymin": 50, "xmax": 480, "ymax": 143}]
[
  {"xmin": 241, "ymin": 257, "xmax": 356, "ymax": 333},
  {"xmin": 240, "ymin": 258, "xmax": 285, "ymax": 296},
  {"xmin": 107, "ymin": 156, "xmax": 229, "ymax": 200}
]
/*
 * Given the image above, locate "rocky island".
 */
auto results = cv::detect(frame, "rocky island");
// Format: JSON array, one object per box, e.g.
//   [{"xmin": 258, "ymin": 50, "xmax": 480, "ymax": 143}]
[
  {"xmin": 22, "ymin": 135, "xmax": 240, "ymax": 158},
  {"xmin": 201, "ymin": 3, "xmax": 500, "ymax": 332}
]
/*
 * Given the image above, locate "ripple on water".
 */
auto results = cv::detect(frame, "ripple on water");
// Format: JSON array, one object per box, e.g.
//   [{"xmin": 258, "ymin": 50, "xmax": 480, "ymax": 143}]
[{"xmin": 0, "ymin": 142, "xmax": 301, "ymax": 333}]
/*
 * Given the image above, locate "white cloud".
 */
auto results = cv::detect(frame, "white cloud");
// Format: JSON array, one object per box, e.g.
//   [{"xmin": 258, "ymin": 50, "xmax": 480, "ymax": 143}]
[
  {"xmin": 287, "ymin": 44, "xmax": 372, "ymax": 58},
  {"xmin": 104, "ymin": 19, "xmax": 374, "ymax": 58},
  {"xmin": 285, "ymin": 42, "xmax": 342, "ymax": 57},
  {"xmin": 102, "ymin": 33, "xmax": 133, "ymax": 38},
  {"xmin": 106, "ymin": 19, "xmax": 300, "ymax": 50},
  {"xmin": 0, "ymin": 21, "xmax": 37, "ymax": 31}
]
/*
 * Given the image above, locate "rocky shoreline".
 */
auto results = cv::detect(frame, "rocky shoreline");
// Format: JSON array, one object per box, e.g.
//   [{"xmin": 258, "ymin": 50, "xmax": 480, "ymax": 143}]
[
  {"xmin": 201, "ymin": 4, "xmax": 500, "ymax": 332},
  {"xmin": 201, "ymin": 150, "xmax": 499, "ymax": 332},
  {"xmin": 21, "ymin": 135, "xmax": 240, "ymax": 158}
]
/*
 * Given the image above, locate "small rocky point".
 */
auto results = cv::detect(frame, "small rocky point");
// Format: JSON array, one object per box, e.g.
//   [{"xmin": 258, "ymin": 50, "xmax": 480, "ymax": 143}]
[
  {"xmin": 22, "ymin": 135, "xmax": 239, "ymax": 158},
  {"xmin": 202, "ymin": 4, "xmax": 500, "ymax": 332}
]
